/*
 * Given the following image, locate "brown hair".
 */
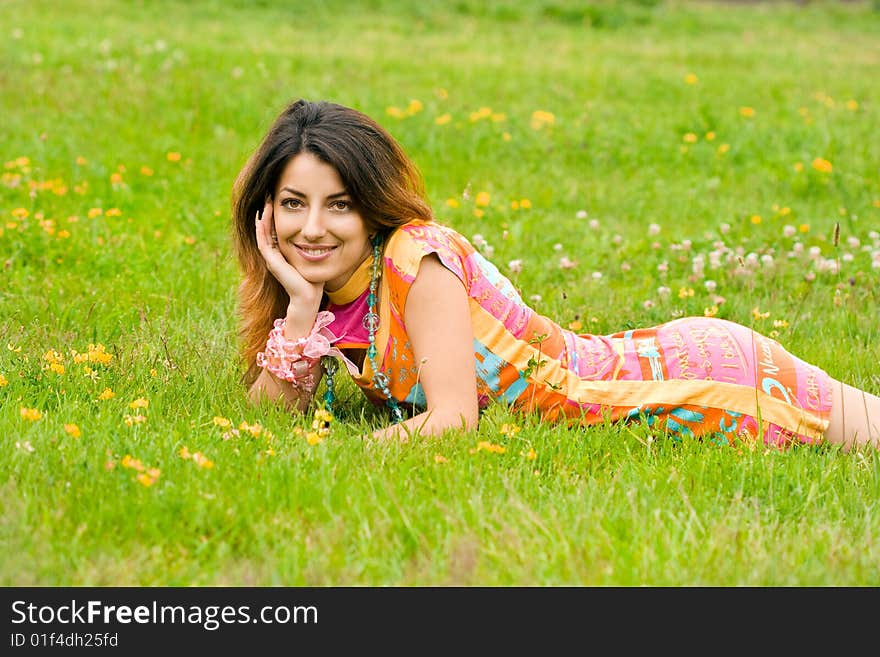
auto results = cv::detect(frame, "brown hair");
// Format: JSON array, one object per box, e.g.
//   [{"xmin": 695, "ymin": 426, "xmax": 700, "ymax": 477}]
[{"xmin": 231, "ymin": 99, "xmax": 433, "ymax": 384}]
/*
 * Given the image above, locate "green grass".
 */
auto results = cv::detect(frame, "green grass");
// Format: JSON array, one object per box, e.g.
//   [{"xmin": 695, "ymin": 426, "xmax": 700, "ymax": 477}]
[{"xmin": 1, "ymin": 0, "xmax": 879, "ymax": 586}]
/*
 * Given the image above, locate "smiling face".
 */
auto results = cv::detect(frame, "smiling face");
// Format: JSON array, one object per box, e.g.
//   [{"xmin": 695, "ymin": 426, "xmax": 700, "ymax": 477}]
[{"xmin": 273, "ymin": 152, "xmax": 373, "ymax": 293}]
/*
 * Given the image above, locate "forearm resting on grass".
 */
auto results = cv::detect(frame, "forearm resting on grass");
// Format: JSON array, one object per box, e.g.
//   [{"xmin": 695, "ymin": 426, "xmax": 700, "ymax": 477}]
[{"xmin": 247, "ymin": 300, "xmax": 324, "ymax": 413}]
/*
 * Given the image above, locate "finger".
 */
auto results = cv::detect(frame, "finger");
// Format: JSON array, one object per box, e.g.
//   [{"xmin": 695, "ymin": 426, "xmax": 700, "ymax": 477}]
[
  {"xmin": 255, "ymin": 210, "xmax": 272, "ymax": 256},
  {"xmin": 255, "ymin": 203, "xmax": 275, "ymax": 254}
]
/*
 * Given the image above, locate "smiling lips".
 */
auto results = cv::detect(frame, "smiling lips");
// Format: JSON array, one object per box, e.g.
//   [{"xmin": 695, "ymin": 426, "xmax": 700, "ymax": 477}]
[{"xmin": 295, "ymin": 244, "xmax": 338, "ymax": 261}]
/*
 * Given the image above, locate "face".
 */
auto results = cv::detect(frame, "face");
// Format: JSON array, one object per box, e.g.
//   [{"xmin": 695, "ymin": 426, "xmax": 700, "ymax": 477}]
[{"xmin": 273, "ymin": 152, "xmax": 372, "ymax": 292}]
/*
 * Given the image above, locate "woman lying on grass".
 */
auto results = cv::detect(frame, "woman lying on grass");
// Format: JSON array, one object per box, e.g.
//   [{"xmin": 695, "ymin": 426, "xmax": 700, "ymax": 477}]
[{"xmin": 232, "ymin": 99, "xmax": 880, "ymax": 451}]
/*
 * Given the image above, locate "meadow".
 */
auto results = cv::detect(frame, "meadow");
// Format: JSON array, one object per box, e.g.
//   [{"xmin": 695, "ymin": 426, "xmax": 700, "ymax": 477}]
[{"xmin": 1, "ymin": 0, "xmax": 879, "ymax": 586}]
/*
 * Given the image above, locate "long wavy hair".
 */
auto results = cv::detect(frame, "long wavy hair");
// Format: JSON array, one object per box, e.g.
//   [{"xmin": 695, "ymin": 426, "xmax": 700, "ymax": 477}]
[{"xmin": 232, "ymin": 99, "xmax": 434, "ymax": 385}]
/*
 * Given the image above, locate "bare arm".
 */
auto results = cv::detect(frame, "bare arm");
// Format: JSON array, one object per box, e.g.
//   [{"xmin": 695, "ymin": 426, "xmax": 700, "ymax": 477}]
[
  {"xmin": 247, "ymin": 200, "xmax": 324, "ymax": 412},
  {"xmin": 371, "ymin": 254, "xmax": 479, "ymax": 441}
]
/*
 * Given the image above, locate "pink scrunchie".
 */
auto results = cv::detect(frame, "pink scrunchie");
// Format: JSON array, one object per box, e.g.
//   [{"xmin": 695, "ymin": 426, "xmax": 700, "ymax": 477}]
[{"xmin": 256, "ymin": 311, "xmax": 343, "ymax": 387}]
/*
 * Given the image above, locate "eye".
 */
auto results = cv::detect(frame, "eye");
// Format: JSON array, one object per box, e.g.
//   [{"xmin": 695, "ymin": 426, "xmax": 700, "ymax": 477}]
[
  {"xmin": 280, "ymin": 197, "xmax": 303, "ymax": 210},
  {"xmin": 330, "ymin": 199, "xmax": 352, "ymax": 211}
]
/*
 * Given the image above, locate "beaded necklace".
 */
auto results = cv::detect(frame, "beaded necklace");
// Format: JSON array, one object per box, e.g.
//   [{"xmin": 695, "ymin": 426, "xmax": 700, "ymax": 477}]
[{"xmin": 320, "ymin": 234, "xmax": 404, "ymax": 424}]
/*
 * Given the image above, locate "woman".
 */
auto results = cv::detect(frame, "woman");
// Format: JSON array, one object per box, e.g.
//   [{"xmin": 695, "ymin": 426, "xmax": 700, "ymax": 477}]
[{"xmin": 232, "ymin": 99, "xmax": 879, "ymax": 451}]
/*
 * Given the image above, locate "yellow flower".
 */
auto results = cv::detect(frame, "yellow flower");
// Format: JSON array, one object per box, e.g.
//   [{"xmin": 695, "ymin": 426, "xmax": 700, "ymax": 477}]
[
  {"xmin": 793, "ymin": 162, "xmax": 804, "ymax": 172},
  {"xmin": 475, "ymin": 191, "xmax": 490, "ymax": 207},
  {"xmin": 129, "ymin": 397, "xmax": 149, "ymax": 410},
  {"xmin": 433, "ymin": 454, "xmax": 448, "ymax": 464},
  {"xmin": 705, "ymin": 131, "xmax": 716, "ymax": 141},
  {"xmin": 500, "ymin": 423, "xmax": 521, "ymax": 438},
  {"xmin": 739, "ymin": 106, "xmax": 755, "ymax": 118},
  {"xmin": 49, "ymin": 362, "xmax": 65, "ymax": 375},
  {"xmin": 845, "ymin": 99, "xmax": 858, "ymax": 111},
  {"xmin": 530, "ymin": 110, "xmax": 555, "ymax": 129},
  {"xmin": 0, "ymin": 374, "xmax": 7, "ymax": 386},
  {"xmin": 76, "ymin": 156, "xmax": 87, "ymax": 165},
  {"xmin": 473, "ymin": 208, "xmax": 484, "ymax": 218},
  {"xmin": 11, "ymin": 207, "xmax": 29, "ymax": 219},
  {"xmin": 773, "ymin": 319, "xmax": 789, "ymax": 328},
  {"xmin": 63, "ymin": 424, "xmax": 81, "ymax": 438},
  {"xmin": 305, "ymin": 431, "xmax": 323, "ymax": 446},
  {"xmin": 752, "ymin": 307, "xmax": 770, "ymax": 320},
  {"xmin": 568, "ymin": 319, "xmax": 583, "ymax": 331},
  {"xmin": 109, "ymin": 172, "xmax": 123, "ymax": 184},
  {"xmin": 703, "ymin": 305, "xmax": 719, "ymax": 317},
  {"xmin": 469, "ymin": 106, "xmax": 492, "ymax": 122},
  {"xmin": 677, "ymin": 287, "xmax": 694, "ymax": 299},
  {"xmin": 87, "ymin": 207, "xmax": 102, "ymax": 218},
  {"xmin": 239, "ymin": 421, "xmax": 262, "ymax": 437},
  {"xmin": 684, "ymin": 73, "xmax": 698, "ymax": 85},
  {"xmin": 717, "ymin": 143, "xmax": 730, "ymax": 154},
  {"xmin": 386, "ymin": 106, "xmax": 406, "ymax": 119},
  {"xmin": 471, "ymin": 440, "xmax": 506, "ymax": 454},
  {"xmin": 798, "ymin": 223, "xmax": 810, "ymax": 233},
  {"xmin": 140, "ymin": 166, "xmax": 154, "ymax": 176},
  {"xmin": 20, "ymin": 407, "xmax": 42, "ymax": 421},
  {"xmin": 192, "ymin": 452, "xmax": 214, "ymax": 469},
  {"xmin": 166, "ymin": 152, "xmax": 181, "ymax": 162},
  {"xmin": 435, "ymin": 113, "xmax": 452, "ymax": 125},
  {"xmin": 136, "ymin": 470, "xmax": 160, "ymax": 487},
  {"xmin": 445, "ymin": 198, "xmax": 460, "ymax": 208},
  {"xmin": 86, "ymin": 343, "xmax": 113, "ymax": 363},
  {"xmin": 750, "ymin": 215, "xmax": 762, "ymax": 225},
  {"xmin": 212, "ymin": 416, "xmax": 231, "ymax": 427},
  {"xmin": 406, "ymin": 99, "xmax": 423, "ymax": 115},
  {"xmin": 105, "ymin": 208, "xmax": 122, "ymax": 217},
  {"xmin": 43, "ymin": 349, "xmax": 63, "ymax": 364},
  {"xmin": 314, "ymin": 408, "xmax": 333, "ymax": 424},
  {"xmin": 526, "ymin": 448, "xmax": 537, "ymax": 460},
  {"xmin": 121, "ymin": 454, "xmax": 145, "ymax": 471},
  {"xmin": 682, "ymin": 132, "xmax": 697, "ymax": 143},
  {"xmin": 179, "ymin": 446, "xmax": 192, "ymax": 459},
  {"xmin": 123, "ymin": 414, "xmax": 147, "ymax": 426},
  {"xmin": 97, "ymin": 387, "xmax": 115, "ymax": 400},
  {"xmin": 811, "ymin": 157, "xmax": 832, "ymax": 174}
]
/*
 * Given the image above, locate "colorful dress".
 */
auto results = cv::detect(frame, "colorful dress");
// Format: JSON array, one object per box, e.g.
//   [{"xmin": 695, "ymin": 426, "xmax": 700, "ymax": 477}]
[{"xmin": 325, "ymin": 220, "xmax": 833, "ymax": 446}]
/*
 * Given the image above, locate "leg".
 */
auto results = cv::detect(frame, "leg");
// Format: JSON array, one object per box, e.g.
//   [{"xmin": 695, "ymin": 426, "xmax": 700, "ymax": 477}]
[{"xmin": 824, "ymin": 379, "xmax": 880, "ymax": 451}]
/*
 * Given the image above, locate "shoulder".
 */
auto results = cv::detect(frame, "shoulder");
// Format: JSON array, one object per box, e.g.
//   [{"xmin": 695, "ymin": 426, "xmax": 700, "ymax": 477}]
[{"xmin": 384, "ymin": 220, "xmax": 474, "ymax": 278}]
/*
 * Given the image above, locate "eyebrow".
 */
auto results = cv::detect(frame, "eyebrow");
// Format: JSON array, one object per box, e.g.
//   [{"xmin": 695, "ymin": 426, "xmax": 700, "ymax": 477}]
[{"xmin": 279, "ymin": 186, "xmax": 349, "ymax": 199}]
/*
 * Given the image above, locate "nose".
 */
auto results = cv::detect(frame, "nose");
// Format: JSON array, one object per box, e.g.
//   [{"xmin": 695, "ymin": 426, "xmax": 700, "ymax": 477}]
[{"xmin": 300, "ymin": 206, "xmax": 327, "ymax": 241}]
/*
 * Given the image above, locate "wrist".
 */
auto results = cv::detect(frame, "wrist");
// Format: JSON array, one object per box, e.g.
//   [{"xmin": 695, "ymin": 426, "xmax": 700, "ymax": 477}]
[
  {"xmin": 256, "ymin": 312, "xmax": 340, "ymax": 389},
  {"xmin": 284, "ymin": 296, "xmax": 323, "ymax": 338}
]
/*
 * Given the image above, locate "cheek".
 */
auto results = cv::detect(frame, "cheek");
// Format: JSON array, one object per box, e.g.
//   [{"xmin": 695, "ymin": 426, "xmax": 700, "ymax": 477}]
[{"xmin": 272, "ymin": 213, "xmax": 298, "ymax": 237}]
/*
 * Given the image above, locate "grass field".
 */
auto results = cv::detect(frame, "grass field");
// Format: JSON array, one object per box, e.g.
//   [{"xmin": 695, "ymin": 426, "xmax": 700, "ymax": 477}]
[{"xmin": 1, "ymin": 0, "xmax": 879, "ymax": 586}]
